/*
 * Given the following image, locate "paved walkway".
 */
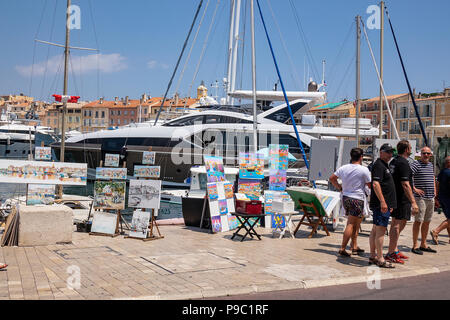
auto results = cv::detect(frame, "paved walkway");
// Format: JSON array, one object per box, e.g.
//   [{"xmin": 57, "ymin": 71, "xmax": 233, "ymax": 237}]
[{"xmin": 0, "ymin": 213, "xmax": 449, "ymax": 300}]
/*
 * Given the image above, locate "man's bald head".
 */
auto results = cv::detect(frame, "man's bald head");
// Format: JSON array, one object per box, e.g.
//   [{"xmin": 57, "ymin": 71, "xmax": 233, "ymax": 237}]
[{"xmin": 445, "ymin": 156, "xmax": 450, "ymax": 168}]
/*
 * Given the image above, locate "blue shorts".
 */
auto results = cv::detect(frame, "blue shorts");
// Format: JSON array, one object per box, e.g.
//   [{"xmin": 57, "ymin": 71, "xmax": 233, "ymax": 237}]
[{"xmin": 372, "ymin": 208, "xmax": 391, "ymax": 227}]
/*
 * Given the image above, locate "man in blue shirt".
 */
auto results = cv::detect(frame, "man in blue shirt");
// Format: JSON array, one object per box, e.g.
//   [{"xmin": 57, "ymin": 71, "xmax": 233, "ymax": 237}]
[{"xmin": 430, "ymin": 156, "xmax": 450, "ymax": 243}]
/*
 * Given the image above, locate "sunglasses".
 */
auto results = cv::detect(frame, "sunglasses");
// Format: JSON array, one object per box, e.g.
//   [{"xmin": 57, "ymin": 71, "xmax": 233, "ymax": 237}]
[{"xmin": 422, "ymin": 152, "xmax": 432, "ymax": 155}]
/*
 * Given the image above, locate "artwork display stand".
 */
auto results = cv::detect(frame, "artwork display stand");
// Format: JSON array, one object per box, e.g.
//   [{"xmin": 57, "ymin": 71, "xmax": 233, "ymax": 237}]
[
  {"xmin": 89, "ymin": 160, "xmax": 127, "ymax": 238},
  {"xmin": 199, "ymin": 195, "xmax": 213, "ymax": 233},
  {"xmin": 125, "ymin": 153, "xmax": 163, "ymax": 241}
]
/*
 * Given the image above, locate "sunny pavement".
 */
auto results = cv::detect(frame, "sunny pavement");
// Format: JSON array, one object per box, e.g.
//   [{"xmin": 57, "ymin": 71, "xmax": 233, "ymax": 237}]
[{"xmin": 0, "ymin": 213, "xmax": 449, "ymax": 300}]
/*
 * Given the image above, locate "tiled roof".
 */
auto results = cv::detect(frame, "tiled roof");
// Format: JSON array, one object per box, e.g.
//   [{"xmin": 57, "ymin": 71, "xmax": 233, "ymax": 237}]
[
  {"xmin": 362, "ymin": 93, "xmax": 408, "ymax": 103},
  {"xmin": 311, "ymin": 101, "xmax": 348, "ymax": 111}
]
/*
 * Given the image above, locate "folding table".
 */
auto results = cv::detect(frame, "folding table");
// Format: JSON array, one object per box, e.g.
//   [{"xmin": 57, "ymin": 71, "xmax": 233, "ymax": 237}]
[
  {"xmin": 231, "ymin": 213, "xmax": 266, "ymax": 242},
  {"xmin": 271, "ymin": 211, "xmax": 301, "ymax": 239}
]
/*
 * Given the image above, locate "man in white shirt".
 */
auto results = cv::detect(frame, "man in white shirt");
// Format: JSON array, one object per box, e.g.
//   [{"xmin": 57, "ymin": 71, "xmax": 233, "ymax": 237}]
[{"xmin": 330, "ymin": 148, "xmax": 372, "ymax": 257}]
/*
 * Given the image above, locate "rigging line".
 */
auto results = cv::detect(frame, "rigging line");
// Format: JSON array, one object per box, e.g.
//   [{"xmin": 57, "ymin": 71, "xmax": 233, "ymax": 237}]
[
  {"xmin": 383, "ymin": 5, "xmax": 427, "ymax": 145},
  {"xmin": 209, "ymin": 0, "xmax": 227, "ymax": 85},
  {"xmin": 361, "ymin": 20, "xmax": 400, "ymax": 140},
  {"xmin": 266, "ymin": 0, "xmax": 301, "ymax": 89},
  {"xmin": 238, "ymin": 0, "xmax": 248, "ymax": 93},
  {"xmin": 88, "ymin": 0, "xmax": 101, "ymax": 98},
  {"xmin": 329, "ymin": 53, "xmax": 355, "ymax": 103},
  {"xmin": 47, "ymin": 53, "xmax": 65, "ymax": 102},
  {"xmin": 255, "ymin": 0, "xmax": 314, "ymax": 188},
  {"xmin": 29, "ymin": 0, "xmax": 49, "ymax": 97},
  {"xmin": 173, "ymin": 0, "xmax": 211, "ymax": 98},
  {"xmin": 154, "ymin": 0, "xmax": 204, "ymax": 125},
  {"xmin": 39, "ymin": 0, "xmax": 59, "ymax": 102},
  {"xmin": 288, "ymin": 0, "xmax": 320, "ymax": 82},
  {"xmin": 68, "ymin": 53, "xmax": 79, "ymax": 97},
  {"xmin": 182, "ymin": 0, "xmax": 221, "ymax": 113},
  {"xmin": 327, "ymin": 21, "xmax": 354, "ymax": 91}
]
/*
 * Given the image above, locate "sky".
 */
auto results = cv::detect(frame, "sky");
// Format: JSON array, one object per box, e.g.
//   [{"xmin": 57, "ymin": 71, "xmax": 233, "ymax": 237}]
[{"xmin": 0, "ymin": 0, "xmax": 449, "ymax": 104}]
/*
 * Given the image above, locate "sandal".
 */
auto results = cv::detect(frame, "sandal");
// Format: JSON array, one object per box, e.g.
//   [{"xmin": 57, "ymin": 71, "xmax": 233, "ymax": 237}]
[
  {"xmin": 0, "ymin": 264, "xmax": 7, "ymax": 270},
  {"xmin": 339, "ymin": 249, "xmax": 351, "ymax": 257},
  {"xmin": 376, "ymin": 260, "xmax": 395, "ymax": 269},
  {"xmin": 352, "ymin": 247, "xmax": 365, "ymax": 255},
  {"xmin": 420, "ymin": 246, "xmax": 437, "ymax": 253},
  {"xmin": 368, "ymin": 257, "xmax": 378, "ymax": 265},
  {"xmin": 430, "ymin": 230, "xmax": 439, "ymax": 245}
]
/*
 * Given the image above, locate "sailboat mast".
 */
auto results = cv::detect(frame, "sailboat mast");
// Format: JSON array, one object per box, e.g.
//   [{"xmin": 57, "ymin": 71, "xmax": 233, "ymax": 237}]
[
  {"xmin": 250, "ymin": 0, "xmax": 258, "ymax": 153},
  {"xmin": 356, "ymin": 16, "xmax": 361, "ymax": 148},
  {"xmin": 60, "ymin": 0, "xmax": 71, "ymax": 164},
  {"xmin": 230, "ymin": 0, "xmax": 242, "ymax": 106},
  {"xmin": 226, "ymin": 0, "xmax": 236, "ymax": 104},
  {"xmin": 379, "ymin": 1, "xmax": 384, "ymax": 139}
]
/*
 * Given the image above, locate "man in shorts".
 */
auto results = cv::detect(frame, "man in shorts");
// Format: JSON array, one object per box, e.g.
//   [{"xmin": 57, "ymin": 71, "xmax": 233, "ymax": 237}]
[
  {"xmin": 430, "ymin": 156, "xmax": 450, "ymax": 243},
  {"xmin": 386, "ymin": 140, "xmax": 419, "ymax": 263},
  {"xmin": 330, "ymin": 148, "xmax": 371, "ymax": 257},
  {"xmin": 411, "ymin": 146, "xmax": 437, "ymax": 254},
  {"xmin": 369, "ymin": 143, "xmax": 397, "ymax": 268}
]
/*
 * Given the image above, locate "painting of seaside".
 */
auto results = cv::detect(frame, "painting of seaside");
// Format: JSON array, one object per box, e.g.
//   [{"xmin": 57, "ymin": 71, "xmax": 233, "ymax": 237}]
[
  {"xmin": 96, "ymin": 167, "xmax": 127, "ymax": 180},
  {"xmin": 142, "ymin": 151, "xmax": 156, "ymax": 165},
  {"xmin": 128, "ymin": 179, "xmax": 161, "ymax": 209},
  {"xmin": 104, "ymin": 153, "xmax": 120, "ymax": 167},
  {"xmin": 0, "ymin": 160, "xmax": 87, "ymax": 185},
  {"xmin": 134, "ymin": 166, "xmax": 160, "ymax": 178},
  {"xmin": 129, "ymin": 210, "xmax": 151, "ymax": 239},
  {"xmin": 35, "ymin": 147, "xmax": 52, "ymax": 161},
  {"xmin": 26, "ymin": 184, "xmax": 55, "ymax": 205},
  {"xmin": 94, "ymin": 181, "xmax": 126, "ymax": 210}
]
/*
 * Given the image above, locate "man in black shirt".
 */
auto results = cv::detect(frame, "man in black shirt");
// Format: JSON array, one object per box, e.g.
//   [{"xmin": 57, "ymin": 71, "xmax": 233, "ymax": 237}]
[
  {"xmin": 386, "ymin": 140, "xmax": 419, "ymax": 263},
  {"xmin": 369, "ymin": 143, "xmax": 397, "ymax": 268}
]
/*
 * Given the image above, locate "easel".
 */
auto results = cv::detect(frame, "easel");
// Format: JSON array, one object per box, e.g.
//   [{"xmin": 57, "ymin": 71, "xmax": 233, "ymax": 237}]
[
  {"xmin": 89, "ymin": 160, "xmax": 127, "ymax": 238},
  {"xmin": 199, "ymin": 195, "xmax": 213, "ymax": 233},
  {"xmin": 125, "ymin": 147, "xmax": 163, "ymax": 241}
]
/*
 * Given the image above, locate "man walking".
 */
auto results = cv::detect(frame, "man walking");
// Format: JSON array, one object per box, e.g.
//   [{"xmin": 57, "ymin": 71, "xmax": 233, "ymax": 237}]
[
  {"xmin": 369, "ymin": 143, "xmax": 397, "ymax": 268},
  {"xmin": 430, "ymin": 156, "xmax": 450, "ymax": 243},
  {"xmin": 330, "ymin": 148, "xmax": 371, "ymax": 257},
  {"xmin": 411, "ymin": 146, "xmax": 437, "ymax": 254},
  {"xmin": 386, "ymin": 140, "xmax": 419, "ymax": 263}
]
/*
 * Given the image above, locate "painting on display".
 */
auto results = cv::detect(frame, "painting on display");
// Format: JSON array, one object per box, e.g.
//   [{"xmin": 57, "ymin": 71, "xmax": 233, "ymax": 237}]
[
  {"xmin": 269, "ymin": 169, "xmax": 287, "ymax": 191},
  {"xmin": 128, "ymin": 179, "xmax": 162, "ymax": 209},
  {"xmin": 94, "ymin": 181, "xmax": 126, "ymax": 210},
  {"xmin": 0, "ymin": 160, "xmax": 87, "ymax": 185},
  {"xmin": 142, "ymin": 151, "xmax": 156, "ymax": 165},
  {"xmin": 104, "ymin": 153, "xmax": 120, "ymax": 167},
  {"xmin": 204, "ymin": 156, "xmax": 225, "ymax": 183},
  {"xmin": 134, "ymin": 165, "xmax": 160, "ymax": 179},
  {"xmin": 239, "ymin": 153, "xmax": 265, "ymax": 180},
  {"xmin": 91, "ymin": 211, "xmax": 117, "ymax": 235},
  {"xmin": 96, "ymin": 167, "xmax": 127, "ymax": 180},
  {"xmin": 264, "ymin": 191, "xmax": 292, "ymax": 229},
  {"xmin": 269, "ymin": 144, "xmax": 289, "ymax": 171},
  {"xmin": 35, "ymin": 147, "xmax": 52, "ymax": 161},
  {"xmin": 206, "ymin": 180, "xmax": 236, "ymax": 233},
  {"xmin": 238, "ymin": 179, "xmax": 262, "ymax": 200},
  {"xmin": 26, "ymin": 184, "xmax": 55, "ymax": 205},
  {"xmin": 129, "ymin": 210, "xmax": 151, "ymax": 239}
]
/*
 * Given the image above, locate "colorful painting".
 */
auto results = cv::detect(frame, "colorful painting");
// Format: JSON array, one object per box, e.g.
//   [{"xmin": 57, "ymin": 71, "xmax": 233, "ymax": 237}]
[
  {"xmin": 228, "ymin": 215, "xmax": 239, "ymax": 230},
  {"xmin": 223, "ymin": 182, "xmax": 234, "ymax": 199},
  {"xmin": 218, "ymin": 199, "xmax": 228, "ymax": 215},
  {"xmin": 271, "ymin": 213, "xmax": 286, "ymax": 229},
  {"xmin": 269, "ymin": 144, "xmax": 289, "ymax": 171},
  {"xmin": 26, "ymin": 184, "xmax": 55, "ymax": 205},
  {"xmin": 264, "ymin": 191, "xmax": 291, "ymax": 229},
  {"xmin": 239, "ymin": 152, "xmax": 264, "ymax": 180},
  {"xmin": 211, "ymin": 216, "xmax": 222, "ymax": 233},
  {"xmin": 142, "ymin": 151, "xmax": 156, "ymax": 165},
  {"xmin": 207, "ymin": 183, "xmax": 219, "ymax": 201},
  {"xmin": 96, "ymin": 167, "xmax": 127, "ymax": 180},
  {"xmin": 134, "ymin": 165, "xmax": 160, "ymax": 178},
  {"xmin": 104, "ymin": 153, "xmax": 120, "ymax": 167},
  {"xmin": 91, "ymin": 211, "xmax": 117, "ymax": 235},
  {"xmin": 238, "ymin": 179, "xmax": 262, "ymax": 199},
  {"xmin": 94, "ymin": 181, "xmax": 126, "ymax": 210},
  {"xmin": 0, "ymin": 160, "xmax": 87, "ymax": 186},
  {"xmin": 129, "ymin": 210, "xmax": 150, "ymax": 239},
  {"xmin": 204, "ymin": 156, "xmax": 225, "ymax": 183},
  {"xmin": 269, "ymin": 169, "xmax": 287, "ymax": 191},
  {"xmin": 128, "ymin": 179, "xmax": 161, "ymax": 209},
  {"xmin": 35, "ymin": 147, "xmax": 52, "ymax": 161}
]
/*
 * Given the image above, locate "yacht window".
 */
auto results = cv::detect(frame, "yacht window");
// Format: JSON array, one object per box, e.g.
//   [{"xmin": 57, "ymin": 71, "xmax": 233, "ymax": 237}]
[
  {"xmin": 163, "ymin": 115, "xmax": 205, "ymax": 127},
  {"xmin": 204, "ymin": 115, "xmax": 221, "ymax": 124}
]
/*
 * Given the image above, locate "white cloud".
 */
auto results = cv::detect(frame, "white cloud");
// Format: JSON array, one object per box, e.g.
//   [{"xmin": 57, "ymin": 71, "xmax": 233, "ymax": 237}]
[
  {"xmin": 147, "ymin": 60, "xmax": 169, "ymax": 70},
  {"xmin": 15, "ymin": 53, "xmax": 127, "ymax": 77}
]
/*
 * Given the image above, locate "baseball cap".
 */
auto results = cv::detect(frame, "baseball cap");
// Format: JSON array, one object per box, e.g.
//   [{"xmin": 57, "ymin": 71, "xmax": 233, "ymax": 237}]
[{"xmin": 380, "ymin": 143, "xmax": 394, "ymax": 153}]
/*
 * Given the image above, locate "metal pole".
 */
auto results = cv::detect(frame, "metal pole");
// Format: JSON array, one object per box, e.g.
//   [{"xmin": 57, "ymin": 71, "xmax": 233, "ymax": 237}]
[
  {"xmin": 58, "ymin": 0, "xmax": 71, "ymax": 198},
  {"xmin": 250, "ymin": 0, "xmax": 258, "ymax": 153},
  {"xmin": 230, "ymin": 0, "xmax": 241, "ymax": 106},
  {"xmin": 379, "ymin": 1, "xmax": 384, "ymax": 138},
  {"xmin": 226, "ymin": 0, "xmax": 236, "ymax": 104},
  {"xmin": 356, "ymin": 16, "xmax": 361, "ymax": 148}
]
